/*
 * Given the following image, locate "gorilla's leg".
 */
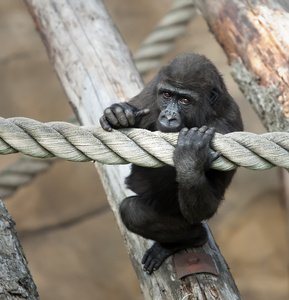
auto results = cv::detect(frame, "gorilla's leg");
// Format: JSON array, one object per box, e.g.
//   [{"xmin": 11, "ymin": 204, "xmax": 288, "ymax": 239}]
[{"xmin": 120, "ymin": 196, "xmax": 208, "ymax": 274}]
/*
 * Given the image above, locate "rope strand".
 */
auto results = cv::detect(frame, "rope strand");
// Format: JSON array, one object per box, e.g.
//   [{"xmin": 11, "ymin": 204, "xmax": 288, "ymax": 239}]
[{"xmin": 133, "ymin": 0, "xmax": 198, "ymax": 76}]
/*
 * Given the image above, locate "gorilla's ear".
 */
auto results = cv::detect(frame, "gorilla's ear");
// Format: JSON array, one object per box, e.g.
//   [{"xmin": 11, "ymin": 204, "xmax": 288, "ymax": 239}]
[{"xmin": 209, "ymin": 87, "xmax": 219, "ymax": 106}]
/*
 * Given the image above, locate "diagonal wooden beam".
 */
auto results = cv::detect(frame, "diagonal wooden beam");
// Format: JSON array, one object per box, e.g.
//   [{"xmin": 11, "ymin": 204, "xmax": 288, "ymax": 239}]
[
  {"xmin": 24, "ymin": 0, "xmax": 241, "ymax": 298},
  {"xmin": 195, "ymin": 0, "xmax": 289, "ymax": 132}
]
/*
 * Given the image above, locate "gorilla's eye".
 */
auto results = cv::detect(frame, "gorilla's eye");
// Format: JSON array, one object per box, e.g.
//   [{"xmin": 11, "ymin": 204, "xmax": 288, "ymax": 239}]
[
  {"xmin": 179, "ymin": 98, "xmax": 190, "ymax": 104},
  {"xmin": 163, "ymin": 92, "xmax": 171, "ymax": 98}
]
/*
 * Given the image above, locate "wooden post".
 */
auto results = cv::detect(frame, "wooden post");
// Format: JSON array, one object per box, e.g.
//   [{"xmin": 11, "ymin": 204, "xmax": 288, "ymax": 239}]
[{"xmin": 24, "ymin": 0, "xmax": 241, "ymax": 298}]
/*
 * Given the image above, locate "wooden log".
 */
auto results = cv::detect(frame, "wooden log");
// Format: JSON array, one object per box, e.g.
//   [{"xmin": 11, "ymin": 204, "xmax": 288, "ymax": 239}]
[
  {"xmin": 0, "ymin": 199, "xmax": 39, "ymax": 299},
  {"xmin": 24, "ymin": 0, "xmax": 241, "ymax": 298},
  {"xmin": 195, "ymin": 0, "xmax": 289, "ymax": 132}
]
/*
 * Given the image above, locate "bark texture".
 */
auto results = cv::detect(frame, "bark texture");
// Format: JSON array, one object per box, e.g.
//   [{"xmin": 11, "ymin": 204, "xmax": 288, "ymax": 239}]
[{"xmin": 0, "ymin": 200, "xmax": 39, "ymax": 299}]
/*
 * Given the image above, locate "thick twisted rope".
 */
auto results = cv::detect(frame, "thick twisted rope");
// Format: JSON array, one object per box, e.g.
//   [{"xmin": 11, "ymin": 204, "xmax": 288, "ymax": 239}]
[
  {"xmin": 0, "ymin": 157, "xmax": 53, "ymax": 198},
  {"xmin": 0, "ymin": 116, "xmax": 78, "ymax": 199},
  {"xmin": 1, "ymin": 117, "xmax": 289, "ymax": 171},
  {"xmin": 133, "ymin": 0, "xmax": 197, "ymax": 76}
]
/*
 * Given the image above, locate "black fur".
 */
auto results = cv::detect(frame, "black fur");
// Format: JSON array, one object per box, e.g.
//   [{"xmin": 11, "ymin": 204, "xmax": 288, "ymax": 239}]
[{"xmin": 100, "ymin": 53, "xmax": 243, "ymax": 274}]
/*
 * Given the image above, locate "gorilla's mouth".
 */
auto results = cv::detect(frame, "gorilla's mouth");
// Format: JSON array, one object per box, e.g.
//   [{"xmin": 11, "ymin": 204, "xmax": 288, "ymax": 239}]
[
  {"xmin": 157, "ymin": 110, "xmax": 184, "ymax": 133},
  {"xmin": 156, "ymin": 119, "xmax": 183, "ymax": 133}
]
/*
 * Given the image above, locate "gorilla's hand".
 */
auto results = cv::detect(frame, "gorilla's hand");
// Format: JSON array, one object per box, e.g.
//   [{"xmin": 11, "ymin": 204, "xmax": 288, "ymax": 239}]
[
  {"xmin": 100, "ymin": 102, "xmax": 150, "ymax": 131},
  {"xmin": 173, "ymin": 126, "xmax": 220, "ymax": 183}
]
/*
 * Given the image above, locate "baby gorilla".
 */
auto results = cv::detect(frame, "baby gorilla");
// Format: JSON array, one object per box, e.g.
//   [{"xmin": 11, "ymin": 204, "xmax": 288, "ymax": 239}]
[{"xmin": 100, "ymin": 53, "xmax": 243, "ymax": 274}]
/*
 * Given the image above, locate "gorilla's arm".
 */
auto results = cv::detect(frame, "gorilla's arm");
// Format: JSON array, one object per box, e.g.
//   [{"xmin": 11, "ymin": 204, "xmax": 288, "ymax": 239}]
[{"xmin": 173, "ymin": 126, "xmax": 231, "ymax": 223}]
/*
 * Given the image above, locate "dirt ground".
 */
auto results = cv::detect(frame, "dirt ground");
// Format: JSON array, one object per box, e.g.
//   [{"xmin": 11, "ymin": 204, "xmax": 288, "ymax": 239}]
[{"xmin": 0, "ymin": 1, "xmax": 288, "ymax": 299}]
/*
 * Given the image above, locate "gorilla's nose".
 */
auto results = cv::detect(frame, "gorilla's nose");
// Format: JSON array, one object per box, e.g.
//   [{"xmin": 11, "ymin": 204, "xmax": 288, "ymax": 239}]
[{"xmin": 158, "ymin": 109, "xmax": 183, "ymax": 132}]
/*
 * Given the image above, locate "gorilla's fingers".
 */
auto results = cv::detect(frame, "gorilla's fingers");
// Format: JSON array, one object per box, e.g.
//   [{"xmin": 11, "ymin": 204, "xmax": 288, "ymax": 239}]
[
  {"xmin": 99, "ymin": 115, "xmax": 112, "ymax": 132},
  {"xmin": 104, "ymin": 108, "xmax": 119, "ymax": 127},
  {"xmin": 177, "ymin": 128, "xmax": 188, "ymax": 145},
  {"xmin": 198, "ymin": 125, "xmax": 208, "ymax": 133},
  {"xmin": 205, "ymin": 127, "xmax": 215, "ymax": 136},
  {"xmin": 114, "ymin": 106, "xmax": 129, "ymax": 127},
  {"xmin": 135, "ymin": 108, "xmax": 150, "ymax": 117},
  {"xmin": 202, "ymin": 127, "xmax": 215, "ymax": 144},
  {"xmin": 208, "ymin": 151, "xmax": 221, "ymax": 165},
  {"xmin": 125, "ymin": 109, "xmax": 135, "ymax": 126},
  {"xmin": 212, "ymin": 151, "xmax": 221, "ymax": 161}
]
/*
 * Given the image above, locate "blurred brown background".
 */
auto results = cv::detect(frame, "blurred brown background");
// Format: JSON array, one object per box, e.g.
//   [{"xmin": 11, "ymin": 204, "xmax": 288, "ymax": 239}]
[{"xmin": 0, "ymin": 1, "xmax": 288, "ymax": 299}]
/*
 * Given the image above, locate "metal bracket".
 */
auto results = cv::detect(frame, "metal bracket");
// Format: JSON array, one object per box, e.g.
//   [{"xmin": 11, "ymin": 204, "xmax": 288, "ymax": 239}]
[{"xmin": 174, "ymin": 252, "xmax": 218, "ymax": 279}]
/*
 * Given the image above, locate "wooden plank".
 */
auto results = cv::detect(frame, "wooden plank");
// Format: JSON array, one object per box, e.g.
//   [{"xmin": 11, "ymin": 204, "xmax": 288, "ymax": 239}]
[{"xmin": 24, "ymin": 0, "xmax": 241, "ymax": 298}]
